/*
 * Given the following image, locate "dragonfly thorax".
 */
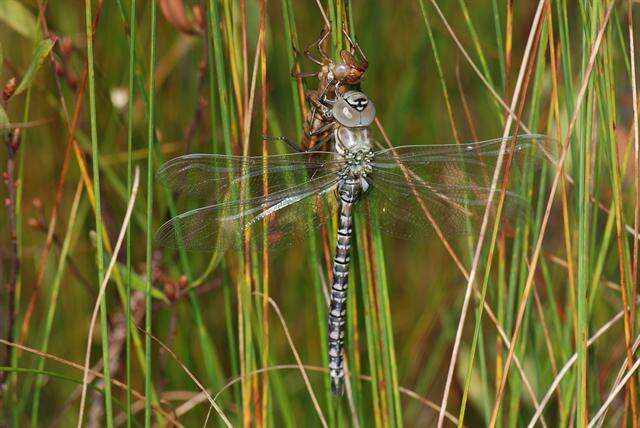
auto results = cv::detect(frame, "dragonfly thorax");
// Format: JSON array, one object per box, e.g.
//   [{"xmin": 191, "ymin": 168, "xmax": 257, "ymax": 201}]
[
  {"xmin": 335, "ymin": 125, "xmax": 373, "ymax": 154},
  {"xmin": 339, "ymin": 149, "xmax": 374, "ymax": 180},
  {"xmin": 335, "ymin": 125, "xmax": 374, "ymax": 183}
]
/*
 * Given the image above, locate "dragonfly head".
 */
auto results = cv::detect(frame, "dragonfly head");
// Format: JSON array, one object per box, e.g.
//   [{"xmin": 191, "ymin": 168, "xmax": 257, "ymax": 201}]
[{"xmin": 332, "ymin": 91, "xmax": 376, "ymax": 128}]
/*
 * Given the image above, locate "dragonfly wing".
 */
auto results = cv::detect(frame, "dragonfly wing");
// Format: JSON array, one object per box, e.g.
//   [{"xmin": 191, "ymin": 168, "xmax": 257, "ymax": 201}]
[
  {"xmin": 156, "ymin": 172, "xmax": 339, "ymax": 252},
  {"xmin": 372, "ymin": 134, "xmax": 554, "ymax": 175},
  {"xmin": 367, "ymin": 134, "xmax": 553, "ymax": 238},
  {"xmin": 157, "ymin": 151, "xmax": 340, "ymax": 200},
  {"xmin": 364, "ymin": 175, "xmax": 527, "ymax": 240}
]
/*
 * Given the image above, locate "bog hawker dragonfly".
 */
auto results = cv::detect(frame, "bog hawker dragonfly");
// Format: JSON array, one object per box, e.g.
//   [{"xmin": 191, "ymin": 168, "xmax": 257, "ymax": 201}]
[{"xmin": 156, "ymin": 90, "xmax": 551, "ymax": 395}]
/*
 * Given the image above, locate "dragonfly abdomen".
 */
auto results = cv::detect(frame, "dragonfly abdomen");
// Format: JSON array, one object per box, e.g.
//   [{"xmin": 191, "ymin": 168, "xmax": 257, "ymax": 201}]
[{"xmin": 329, "ymin": 180, "xmax": 361, "ymax": 395}]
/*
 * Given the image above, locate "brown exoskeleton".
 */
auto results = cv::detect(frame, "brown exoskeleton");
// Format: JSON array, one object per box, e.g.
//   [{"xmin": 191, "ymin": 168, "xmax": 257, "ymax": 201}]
[{"xmin": 292, "ymin": 26, "xmax": 369, "ymax": 150}]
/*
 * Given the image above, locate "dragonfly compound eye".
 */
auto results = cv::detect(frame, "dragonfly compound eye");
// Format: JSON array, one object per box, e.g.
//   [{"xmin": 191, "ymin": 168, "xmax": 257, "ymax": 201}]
[
  {"xmin": 332, "ymin": 90, "xmax": 376, "ymax": 127},
  {"xmin": 345, "ymin": 94, "xmax": 368, "ymax": 111}
]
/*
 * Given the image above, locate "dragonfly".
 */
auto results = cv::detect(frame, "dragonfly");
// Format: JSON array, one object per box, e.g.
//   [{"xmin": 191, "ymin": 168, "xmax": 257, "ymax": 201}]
[{"xmin": 155, "ymin": 90, "xmax": 552, "ymax": 395}]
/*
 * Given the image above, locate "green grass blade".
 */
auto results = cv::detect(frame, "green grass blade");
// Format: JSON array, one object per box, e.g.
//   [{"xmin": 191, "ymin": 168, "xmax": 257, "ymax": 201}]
[
  {"xmin": 125, "ymin": 0, "xmax": 136, "ymax": 425},
  {"xmin": 84, "ymin": 0, "xmax": 113, "ymax": 423},
  {"xmin": 30, "ymin": 181, "xmax": 85, "ymax": 427},
  {"xmin": 144, "ymin": 0, "xmax": 157, "ymax": 424}
]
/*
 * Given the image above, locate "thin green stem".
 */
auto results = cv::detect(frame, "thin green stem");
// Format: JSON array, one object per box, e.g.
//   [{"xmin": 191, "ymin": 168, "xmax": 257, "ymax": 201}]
[
  {"xmin": 125, "ymin": 0, "xmax": 136, "ymax": 425},
  {"xmin": 85, "ymin": 0, "xmax": 113, "ymax": 424},
  {"xmin": 144, "ymin": 0, "xmax": 157, "ymax": 425},
  {"xmin": 30, "ymin": 181, "xmax": 85, "ymax": 428}
]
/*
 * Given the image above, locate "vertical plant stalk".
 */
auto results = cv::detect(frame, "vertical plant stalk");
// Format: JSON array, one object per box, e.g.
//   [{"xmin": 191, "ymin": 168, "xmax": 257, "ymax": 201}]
[
  {"xmin": 547, "ymin": 0, "xmax": 577, "ymax": 375},
  {"xmin": 546, "ymin": 17, "xmax": 578, "ymax": 423},
  {"xmin": 125, "ymin": 0, "xmax": 137, "ymax": 426},
  {"xmin": 35, "ymin": 1, "xmax": 70, "ymax": 125},
  {"xmin": 426, "ymin": 0, "xmax": 533, "ymax": 131},
  {"xmin": 19, "ymin": 47, "xmax": 89, "ymax": 347},
  {"xmin": 1, "ymin": 128, "xmax": 20, "ymax": 388},
  {"xmin": 461, "ymin": 15, "xmax": 546, "ymax": 424},
  {"xmin": 627, "ymin": 0, "xmax": 640, "ymax": 415},
  {"xmin": 78, "ymin": 168, "xmax": 141, "ymax": 427},
  {"xmin": 23, "ymin": 1, "xmax": 157, "ymax": 417},
  {"xmin": 575, "ymin": 7, "xmax": 594, "ymax": 421},
  {"xmin": 11, "ymin": 38, "xmax": 37, "ymax": 428},
  {"xmin": 222, "ymin": 2, "xmax": 245, "ymax": 139},
  {"xmin": 375, "ymin": 114, "xmax": 545, "ymax": 425},
  {"xmin": 456, "ymin": 0, "xmax": 503, "ymax": 120},
  {"xmin": 602, "ymin": 16, "xmax": 639, "ymax": 423},
  {"xmin": 145, "ymin": 0, "xmax": 158, "ymax": 425},
  {"xmin": 19, "ymin": 0, "xmax": 111, "ymax": 349},
  {"xmin": 83, "ymin": 0, "xmax": 113, "ymax": 424},
  {"xmin": 282, "ymin": 0, "xmax": 306, "ymax": 142},
  {"xmin": 206, "ymin": 0, "xmax": 239, "ymax": 419},
  {"xmin": 628, "ymin": 0, "xmax": 640, "ymax": 395},
  {"xmin": 146, "ymin": 2, "xmax": 226, "ymax": 410},
  {"xmin": 240, "ymin": 0, "xmax": 249, "ymax": 114},
  {"xmin": 30, "ymin": 179, "xmax": 85, "ymax": 428},
  {"xmin": 353, "ymin": 215, "xmax": 382, "ymax": 426},
  {"xmin": 416, "ymin": 26, "xmax": 496, "ymax": 415},
  {"xmin": 456, "ymin": 65, "xmax": 479, "ymax": 141},
  {"xmin": 280, "ymin": 0, "xmax": 340, "ymax": 418},
  {"xmin": 505, "ymin": 0, "xmax": 513, "ymax": 94},
  {"xmin": 314, "ymin": 0, "xmax": 331, "ymax": 29},
  {"xmin": 491, "ymin": 0, "xmax": 506, "ymax": 90},
  {"xmin": 370, "ymin": 215, "xmax": 403, "ymax": 427},
  {"xmin": 85, "ymin": 3, "xmax": 166, "ymax": 416},
  {"xmin": 239, "ymin": 30, "xmax": 264, "ymax": 425},
  {"xmin": 419, "ymin": 2, "xmax": 460, "ymax": 145},
  {"xmin": 258, "ymin": 0, "xmax": 270, "ymax": 425},
  {"xmin": 12, "ymin": 3, "xmax": 50, "ymax": 410},
  {"xmin": 436, "ymin": 1, "xmax": 548, "ymax": 425},
  {"xmin": 487, "ymin": 3, "xmax": 615, "ymax": 426},
  {"xmin": 260, "ymin": 294, "xmax": 328, "ymax": 428}
]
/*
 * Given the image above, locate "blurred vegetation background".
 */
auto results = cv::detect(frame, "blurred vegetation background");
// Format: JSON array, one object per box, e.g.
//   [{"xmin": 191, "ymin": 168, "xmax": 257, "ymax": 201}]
[{"xmin": 1, "ymin": 0, "xmax": 639, "ymax": 426}]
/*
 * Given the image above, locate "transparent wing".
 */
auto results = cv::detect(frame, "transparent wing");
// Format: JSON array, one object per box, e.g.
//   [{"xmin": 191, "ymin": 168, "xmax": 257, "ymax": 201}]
[
  {"xmin": 364, "ymin": 176, "xmax": 527, "ymax": 240},
  {"xmin": 155, "ymin": 168, "xmax": 339, "ymax": 252},
  {"xmin": 372, "ymin": 134, "xmax": 553, "ymax": 171},
  {"xmin": 157, "ymin": 151, "xmax": 340, "ymax": 200},
  {"xmin": 367, "ymin": 134, "xmax": 553, "ymax": 238}
]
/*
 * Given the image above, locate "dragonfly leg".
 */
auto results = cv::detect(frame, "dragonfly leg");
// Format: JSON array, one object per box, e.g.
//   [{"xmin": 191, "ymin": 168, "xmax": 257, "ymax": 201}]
[
  {"xmin": 342, "ymin": 26, "xmax": 368, "ymax": 67},
  {"xmin": 298, "ymin": 25, "xmax": 332, "ymax": 66},
  {"xmin": 290, "ymin": 26, "xmax": 332, "ymax": 79},
  {"xmin": 307, "ymin": 120, "xmax": 334, "ymax": 137},
  {"xmin": 314, "ymin": 25, "xmax": 332, "ymax": 63},
  {"xmin": 262, "ymin": 135, "xmax": 304, "ymax": 152},
  {"xmin": 291, "ymin": 70, "xmax": 319, "ymax": 80},
  {"xmin": 291, "ymin": 45, "xmax": 320, "ymax": 79},
  {"xmin": 263, "ymin": 134, "xmax": 330, "ymax": 154}
]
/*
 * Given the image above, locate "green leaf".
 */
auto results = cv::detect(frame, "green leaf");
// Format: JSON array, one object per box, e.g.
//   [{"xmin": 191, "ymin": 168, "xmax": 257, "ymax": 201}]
[
  {"xmin": 0, "ymin": 0, "xmax": 38, "ymax": 40},
  {"xmin": 14, "ymin": 38, "xmax": 55, "ymax": 96},
  {"xmin": 0, "ymin": 104, "xmax": 9, "ymax": 140}
]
